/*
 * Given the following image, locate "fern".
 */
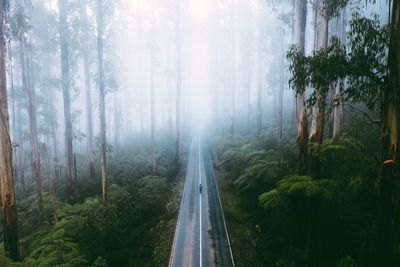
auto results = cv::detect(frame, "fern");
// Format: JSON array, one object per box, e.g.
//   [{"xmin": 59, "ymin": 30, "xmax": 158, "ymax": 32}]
[
  {"xmin": 259, "ymin": 189, "xmax": 283, "ymax": 209},
  {"xmin": 259, "ymin": 176, "xmax": 340, "ymax": 210}
]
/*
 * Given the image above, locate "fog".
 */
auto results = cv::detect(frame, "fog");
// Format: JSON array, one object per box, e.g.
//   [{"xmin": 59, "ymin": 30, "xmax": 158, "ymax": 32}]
[
  {"xmin": 9, "ymin": 0, "xmax": 299, "ymax": 155},
  {"xmin": 0, "ymin": 0, "xmax": 397, "ymax": 265},
  {"xmin": 7, "ymin": 0, "xmax": 391, "ymax": 180}
]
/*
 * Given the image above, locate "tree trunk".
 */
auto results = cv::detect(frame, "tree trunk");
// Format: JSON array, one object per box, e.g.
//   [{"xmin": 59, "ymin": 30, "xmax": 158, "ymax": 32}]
[
  {"xmin": 114, "ymin": 93, "xmax": 119, "ymax": 153},
  {"xmin": 150, "ymin": 1, "xmax": 156, "ymax": 176},
  {"xmin": 7, "ymin": 43, "xmax": 18, "ymax": 183},
  {"xmin": 278, "ymin": 46, "xmax": 284, "ymax": 140},
  {"xmin": 377, "ymin": 1, "xmax": 400, "ymax": 265},
  {"xmin": 150, "ymin": 52, "xmax": 156, "ymax": 176},
  {"xmin": 82, "ymin": 1, "xmax": 95, "ymax": 180},
  {"xmin": 58, "ymin": 0, "xmax": 75, "ymax": 202},
  {"xmin": 20, "ymin": 35, "xmax": 43, "ymax": 213},
  {"xmin": 0, "ymin": 3, "xmax": 20, "ymax": 259},
  {"xmin": 175, "ymin": 0, "xmax": 182, "ymax": 166},
  {"xmin": 308, "ymin": 0, "xmax": 328, "ymax": 180},
  {"xmin": 42, "ymin": 143, "xmax": 58, "ymax": 222},
  {"xmin": 230, "ymin": 0, "xmax": 236, "ymax": 135},
  {"xmin": 295, "ymin": 0, "xmax": 308, "ymax": 175},
  {"xmin": 52, "ymin": 124, "xmax": 61, "ymax": 179},
  {"xmin": 333, "ymin": 9, "xmax": 346, "ymax": 142},
  {"xmin": 256, "ymin": 3, "xmax": 264, "ymax": 137},
  {"xmin": 382, "ymin": 0, "xmax": 400, "ymax": 162},
  {"xmin": 96, "ymin": 0, "xmax": 108, "ymax": 203},
  {"xmin": 16, "ymin": 101, "xmax": 25, "ymax": 190}
]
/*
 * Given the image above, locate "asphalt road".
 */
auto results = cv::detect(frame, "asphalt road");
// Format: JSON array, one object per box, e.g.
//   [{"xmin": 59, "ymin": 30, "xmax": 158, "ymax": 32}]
[{"xmin": 169, "ymin": 137, "xmax": 235, "ymax": 267}]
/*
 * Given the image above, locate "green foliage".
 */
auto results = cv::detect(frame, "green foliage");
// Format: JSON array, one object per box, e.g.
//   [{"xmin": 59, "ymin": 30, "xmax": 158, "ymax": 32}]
[
  {"xmin": 235, "ymin": 149, "xmax": 286, "ymax": 194},
  {"xmin": 259, "ymin": 176, "xmax": 339, "ymax": 209},
  {"xmin": 215, "ymin": 128, "xmax": 379, "ymax": 266},
  {"xmin": 9, "ymin": 6, "xmax": 31, "ymax": 40},
  {"xmin": 92, "ymin": 257, "xmax": 108, "ymax": 267},
  {"xmin": 320, "ymin": 135, "xmax": 376, "ymax": 178},
  {"xmin": 288, "ymin": 14, "xmax": 389, "ymax": 112},
  {"xmin": 322, "ymin": 0, "xmax": 349, "ymax": 18},
  {"xmin": 336, "ymin": 256, "xmax": 358, "ymax": 267},
  {"xmin": 5, "ymin": 136, "xmax": 180, "ymax": 267}
]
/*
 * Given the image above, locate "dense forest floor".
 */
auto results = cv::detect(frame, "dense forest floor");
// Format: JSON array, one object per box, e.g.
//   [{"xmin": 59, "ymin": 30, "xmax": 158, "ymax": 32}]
[
  {"xmin": 209, "ymin": 119, "xmax": 381, "ymax": 267},
  {"xmin": 0, "ymin": 137, "xmax": 186, "ymax": 267}
]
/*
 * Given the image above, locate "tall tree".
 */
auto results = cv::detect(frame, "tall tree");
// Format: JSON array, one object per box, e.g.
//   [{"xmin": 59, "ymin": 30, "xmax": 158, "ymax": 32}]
[
  {"xmin": 81, "ymin": 0, "xmax": 95, "ymax": 179},
  {"xmin": 16, "ymin": 96, "xmax": 25, "ymax": 189},
  {"xmin": 96, "ymin": 0, "xmax": 108, "ymax": 203},
  {"xmin": 332, "ymin": 7, "xmax": 346, "ymax": 142},
  {"xmin": 42, "ymin": 142, "xmax": 58, "ymax": 222},
  {"xmin": 0, "ymin": 0, "xmax": 19, "ymax": 260},
  {"xmin": 174, "ymin": 0, "xmax": 182, "ymax": 165},
  {"xmin": 256, "ymin": 2, "xmax": 264, "ymax": 136},
  {"xmin": 377, "ymin": 1, "xmax": 400, "ymax": 265},
  {"xmin": 230, "ymin": 0, "xmax": 236, "ymax": 135},
  {"xmin": 7, "ymin": 42, "xmax": 18, "ymax": 183},
  {"xmin": 58, "ymin": 0, "xmax": 75, "ymax": 202},
  {"xmin": 308, "ymin": 0, "xmax": 328, "ymax": 180},
  {"xmin": 20, "ymin": 30, "xmax": 43, "ymax": 213},
  {"xmin": 277, "ymin": 41, "xmax": 285, "ymax": 140},
  {"xmin": 150, "ymin": 0, "xmax": 156, "ymax": 176},
  {"xmin": 295, "ymin": 0, "xmax": 308, "ymax": 175}
]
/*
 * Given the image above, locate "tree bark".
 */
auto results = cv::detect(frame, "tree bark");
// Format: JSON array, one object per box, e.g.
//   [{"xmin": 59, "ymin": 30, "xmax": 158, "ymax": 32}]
[
  {"xmin": 377, "ymin": 1, "xmax": 400, "ymax": 265},
  {"xmin": 43, "ymin": 143, "xmax": 58, "ymax": 222},
  {"xmin": 20, "ymin": 35, "xmax": 43, "ymax": 213},
  {"xmin": 96, "ymin": 0, "xmax": 108, "ymax": 203},
  {"xmin": 52, "ymin": 122, "xmax": 61, "ymax": 179},
  {"xmin": 295, "ymin": 0, "xmax": 308, "ymax": 175},
  {"xmin": 333, "ymin": 9, "xmax": 346, "ymax": 142},
  {"xmin": 308, "ymin": 0, "xmax": 328, "ymax": 180},
  {"xmin": 82, "ymin": 1, "xmax": 95, "ymax": 180},
  {"xmin": 7, "ymin": 42, "xmax": 18, "ymax": 183},
  {"xmin": 16, "ymin": 101, "xmax": 25, "ymax": 190},
  {"xmin": 0, "ymin": 2, "xmax": 20, "ymax": 259},
  {"xmin": 58, "ymin": 0, "xmax": 75, "ymax": 202},
  {"xmin": 382, "ymin": 0, "xmax": 400, "ymax": 162}
]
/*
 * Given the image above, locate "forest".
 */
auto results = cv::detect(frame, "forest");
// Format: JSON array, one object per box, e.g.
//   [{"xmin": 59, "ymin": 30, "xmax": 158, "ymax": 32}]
[{"xmin": 0, "ymin": 0, "xmax": 398, "ymax": 266}]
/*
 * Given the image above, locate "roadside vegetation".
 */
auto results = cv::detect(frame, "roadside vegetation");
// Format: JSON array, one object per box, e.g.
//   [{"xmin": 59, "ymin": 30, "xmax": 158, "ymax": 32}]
[{"xmin": 0, "ymin": 136, "xmax": 184, "ymax": 267}]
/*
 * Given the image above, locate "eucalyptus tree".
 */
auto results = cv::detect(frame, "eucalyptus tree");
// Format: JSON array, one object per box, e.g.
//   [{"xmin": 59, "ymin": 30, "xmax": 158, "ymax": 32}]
[
  {"xmin": 58, "ymin": 0, "xmax": 75, "ymax": 202},
  {"xmin": 378, "ymin": 1, "xmax": 400, "ymax": 265},
  {"xmin": 150, "ymin": 0, "xmax": 157, "ymax": 176},
  {"xmin": 307, "ymin": 0, "xmax": 329, "ymax": 180},
  {"xmin": 294, "ymin": 0, "xmax": 308, "ymax": 175},
  {"xmin": 81, "ymin": 0, "xmax": 96, "ymax": 180},
  {"xmin": 174, "ymin": 0, "xmax": 182, "ymax": 165},
  {"xmin": 96, "ymin": 0, "xmax": 108, "ymax": 202},
  {"xmin": 0, "ymin": 0, "xmax": 19, "ymax": 260},
  {"xmin": 287, "ymin": 1, "xmax": 399, "ymax": 261},
  {"xmin": 13, "ymin": 2, "xmax": 43, "ymax": 213}
]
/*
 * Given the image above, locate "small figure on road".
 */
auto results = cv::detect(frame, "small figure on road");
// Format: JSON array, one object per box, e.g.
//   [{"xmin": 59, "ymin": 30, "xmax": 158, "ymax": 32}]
[{"xmin": 199, "ymin": 183, "xmax": 203, "ymax": 194}]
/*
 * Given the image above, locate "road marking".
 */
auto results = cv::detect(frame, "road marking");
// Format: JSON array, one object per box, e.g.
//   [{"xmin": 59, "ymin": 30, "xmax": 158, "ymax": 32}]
[
  {"xmin": 207, "ymin": 149, "xmax": 236, "ymax": 267},
  {"xmin": 198, "ymin": 138, "xmax": 202, "ymax": 267},
  {"xmin": 168, "ymin": 141, "xmax": 194, "ymax": 267}
]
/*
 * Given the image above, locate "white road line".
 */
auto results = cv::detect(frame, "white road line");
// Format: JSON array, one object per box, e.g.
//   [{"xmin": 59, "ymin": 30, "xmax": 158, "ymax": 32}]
[
  {"xmin": 199, "ymin": 138, "xmax": 202, "ymax": 267},
  {"xmin": 207, "ymin": 148, "xmax": 236, "ymax": 267},
  {"xmin": 168, "ymin": 140, "xmax": 194, "ymax": 267}
]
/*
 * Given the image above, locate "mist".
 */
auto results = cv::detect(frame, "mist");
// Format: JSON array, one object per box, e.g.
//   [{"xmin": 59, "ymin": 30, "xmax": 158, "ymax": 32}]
[{"xmin": 0, "ymin": 0, "xmax": 398, "ymax": 266}]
